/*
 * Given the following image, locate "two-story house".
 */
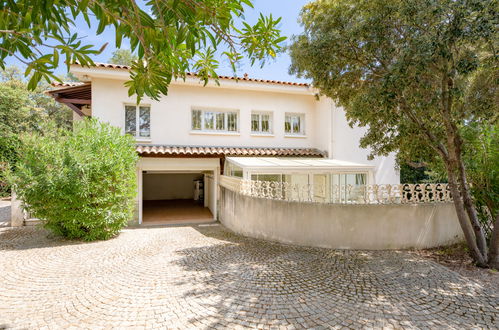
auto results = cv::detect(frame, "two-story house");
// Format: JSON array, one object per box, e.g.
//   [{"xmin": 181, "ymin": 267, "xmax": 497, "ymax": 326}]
[{"xmin": 49, "ymin": 62, "xmax": 399, "ymax": 225}]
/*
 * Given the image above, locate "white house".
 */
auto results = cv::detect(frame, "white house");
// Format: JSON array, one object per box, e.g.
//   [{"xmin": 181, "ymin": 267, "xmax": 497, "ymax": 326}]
[{"xmin": 49, "ymin": 62, "xmax": 399, "ymax": 225}]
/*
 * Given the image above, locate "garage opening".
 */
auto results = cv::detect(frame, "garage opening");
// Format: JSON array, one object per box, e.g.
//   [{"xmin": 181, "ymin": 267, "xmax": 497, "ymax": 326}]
[{"xmin": 142, "ymin": 171, "xmax": 215, "ymax": 225}]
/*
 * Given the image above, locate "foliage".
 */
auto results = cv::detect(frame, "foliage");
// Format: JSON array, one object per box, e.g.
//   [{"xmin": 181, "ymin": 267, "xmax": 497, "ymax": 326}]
[
  {"xmin": 0, "ymin": 67, "xmax": 73, "ymax": 196},
  {"xmin": 0, "ymin": 0, "xmax": 286, "ymax": 102},
  {"xmin": 399, "ymin": 164, "xmax": 431, "ymax": 184},
  {"xmin": 9, "ymin": 119, "xmax": 138, "ymax": 241},
  {"xmin": 290, "ymin": 0, "xmax": 498, "ymax": 267},
  {"xmin": 0, "ymin": 80, "xmax": 37, "ymax": 197},
  {"xmin": 109, "ymin": 49, "xmax": 138, "ymax": 66}
]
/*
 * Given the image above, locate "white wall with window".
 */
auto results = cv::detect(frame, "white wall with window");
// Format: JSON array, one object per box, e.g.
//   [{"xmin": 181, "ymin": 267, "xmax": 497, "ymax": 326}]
[
  {"xmin": 90, "ymin": 78, "xmax": 318, "ymax": 148},
  {"xmin": 86, "ymin": 75, "xmax": 400, "ymax": 184}
]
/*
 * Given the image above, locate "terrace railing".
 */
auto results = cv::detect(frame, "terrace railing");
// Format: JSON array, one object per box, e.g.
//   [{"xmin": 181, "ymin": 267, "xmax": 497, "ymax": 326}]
[{"xmin": 233, "ymin": 179, "xmax": 452, "ymax": 204}]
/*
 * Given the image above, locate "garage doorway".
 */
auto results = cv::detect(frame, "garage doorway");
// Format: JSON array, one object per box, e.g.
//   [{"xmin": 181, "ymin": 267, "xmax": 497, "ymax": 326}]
[{"xmin": 142, "ymin": 171, "xmax": 215, "ymax": 225}]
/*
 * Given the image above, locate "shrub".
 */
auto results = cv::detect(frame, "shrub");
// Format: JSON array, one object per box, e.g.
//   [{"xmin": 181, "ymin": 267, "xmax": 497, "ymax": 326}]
[{"xmin": 9, "ymin": 119, "xmax": 138, "ymax": 240}]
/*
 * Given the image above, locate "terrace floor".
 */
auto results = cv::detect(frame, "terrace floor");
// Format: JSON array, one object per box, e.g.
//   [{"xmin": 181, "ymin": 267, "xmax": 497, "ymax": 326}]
[{"xmin": 0, "ymin": 224, "xmax": 497, "ymax": 329}]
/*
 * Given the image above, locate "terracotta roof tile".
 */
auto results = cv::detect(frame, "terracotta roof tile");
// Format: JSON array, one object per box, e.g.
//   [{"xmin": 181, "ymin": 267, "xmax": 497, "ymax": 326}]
[
  {"xmin": 136, "ymin": 145, "xmax": 325, "ymax": 158},
  {"xmin": 73, "ymin": 62, "xmax": 310, "ymax": 87},
  {"xmin": 51, "ymin": 81, "xmax": 87, "ymax": 87}
]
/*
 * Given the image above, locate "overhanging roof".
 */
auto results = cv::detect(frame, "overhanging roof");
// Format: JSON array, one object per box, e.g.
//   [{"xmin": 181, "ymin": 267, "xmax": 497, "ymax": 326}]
[
  {"xmin": 46, "ymin": 82, "xmax": 91, "ymax": 117},
  {"xmin": 226, "ymin": 157, "xmax": 374, "ymax": 172},
  {"xmin": 137, "ymin": 145, "xmax": 325, "ymax": 158},
  {"xmin": 73, "ymin": 62, "xmax": 310, "ymax": 87}
]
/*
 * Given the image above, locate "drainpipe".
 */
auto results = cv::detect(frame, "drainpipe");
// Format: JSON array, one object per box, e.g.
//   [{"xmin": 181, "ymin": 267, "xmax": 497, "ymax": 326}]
[{"xmin": 330, "ymin": 101, "xmax": 335, "ymax": 159}]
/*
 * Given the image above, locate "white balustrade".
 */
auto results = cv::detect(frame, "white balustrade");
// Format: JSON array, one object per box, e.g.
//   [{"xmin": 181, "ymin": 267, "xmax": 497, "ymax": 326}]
[{"xmin": 237, "ymin": 179, "xmax": 452, "ymax": 204}]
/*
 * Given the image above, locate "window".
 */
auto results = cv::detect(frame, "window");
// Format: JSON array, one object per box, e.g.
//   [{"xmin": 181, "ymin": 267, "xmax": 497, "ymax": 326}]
[
  {"xmin": 125, "ymin": 105, "xmax": 150, "ymax": 138},
  {"xmin": 284, "ymin": 113, "xmax": 305, "ymax": 135},
  {"xmin": 251, "ymin": 112, "xmax": 272, "ymax": 134},
  {"xmin": 191, "ymin": 109, "xmax": 238, "ymax": 132}
]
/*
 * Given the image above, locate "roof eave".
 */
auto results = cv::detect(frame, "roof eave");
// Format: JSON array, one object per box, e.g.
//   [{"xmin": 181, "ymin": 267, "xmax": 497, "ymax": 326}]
[{"xmin": 70, "ymin": 64, "xmax": 316, "ymax": 96}]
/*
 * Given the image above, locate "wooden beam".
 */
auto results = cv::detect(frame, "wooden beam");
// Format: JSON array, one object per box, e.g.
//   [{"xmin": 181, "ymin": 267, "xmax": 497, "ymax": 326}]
[
  {"xmin": 63, "ymin": 102, "xmax": 87, "ymax": 117},
  {"xmin": 56, "ymin": 98, "xmax": 91, "ymax": 105}
]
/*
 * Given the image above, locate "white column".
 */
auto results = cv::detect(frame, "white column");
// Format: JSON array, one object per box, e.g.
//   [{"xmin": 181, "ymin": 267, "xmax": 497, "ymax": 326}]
[
  {"xmin": 10, "ymin": 192, "xmax": 24, "ymax": 227},
  {"xmin": 138, "ymin": 169, "xmax": 143, "ymax": 225}
]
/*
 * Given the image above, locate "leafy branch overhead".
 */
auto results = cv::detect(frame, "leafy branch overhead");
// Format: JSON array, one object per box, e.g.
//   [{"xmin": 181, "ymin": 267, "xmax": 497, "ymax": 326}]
[{"xmin": 0, "ymin": 0, "xmax": 286, "ymax": 101}]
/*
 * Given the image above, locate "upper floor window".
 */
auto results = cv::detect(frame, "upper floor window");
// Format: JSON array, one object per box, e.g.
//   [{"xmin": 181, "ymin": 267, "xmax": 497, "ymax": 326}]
[
  {"xmin": 192, "ymin": 109, "xmax": 238, "ymax": 132},
  {"xmin": 285, "ymin": 113, "xmax": 305, "ymax": 135},
  {"xmin": 251, "ymin": 111, "xmax": 272, "ymax": 134},
  {"xmin": 125, "ymin": 105, "xmax": 150, "ymax": 138}
]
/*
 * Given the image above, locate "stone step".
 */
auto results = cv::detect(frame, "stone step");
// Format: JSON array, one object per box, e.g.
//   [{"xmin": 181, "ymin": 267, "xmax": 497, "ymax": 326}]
[{"xmin": 24, "ymin": 218, "xmax": 44, "ymax": 226}]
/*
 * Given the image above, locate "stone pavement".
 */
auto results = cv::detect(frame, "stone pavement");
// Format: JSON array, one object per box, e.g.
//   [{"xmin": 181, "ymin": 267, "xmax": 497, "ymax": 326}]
[{"xmin": 0, "ymin": 224, "xmax": 497, "ymax": 329}]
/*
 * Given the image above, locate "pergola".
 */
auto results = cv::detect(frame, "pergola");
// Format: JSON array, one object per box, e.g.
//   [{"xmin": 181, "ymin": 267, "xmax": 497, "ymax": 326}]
[{"xmin": 46, "ymin": 82, "xmax": 91, "ymax": 117}]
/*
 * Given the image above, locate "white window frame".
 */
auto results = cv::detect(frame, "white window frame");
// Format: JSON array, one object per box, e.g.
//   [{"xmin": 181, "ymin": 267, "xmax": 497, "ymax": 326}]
[
  {"xmin": 284, "ymin": 112, "xmax": 305, "ymax": 136},
  {"xmin": 251, "ymin": 111, "xmax": 273, "ymax": 134},
  {"xmin": 191, "ymin": 108, "xmax": 239, "ymax": 133},
  {"xmin": 124, "ymin": 104, "xmax": 151, "ymax": 139}
]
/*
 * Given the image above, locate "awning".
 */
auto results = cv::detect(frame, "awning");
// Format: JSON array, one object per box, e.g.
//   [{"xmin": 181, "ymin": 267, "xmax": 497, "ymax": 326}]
[
  {"xmin": 137, "ymin": 145, "xmax": 326, "ymax": 158},
  {"xmin": 225, "ymin": 157, "xmax": 374, "ymax": 172}
]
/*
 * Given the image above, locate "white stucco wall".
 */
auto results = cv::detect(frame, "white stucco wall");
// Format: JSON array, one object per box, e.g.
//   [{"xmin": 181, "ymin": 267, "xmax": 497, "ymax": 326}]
[
  {"xmin": 73, "ymin": 65, "xmax": 399, "ymax": 184},
  {"xmin": 331, "ymin": 105, "xmax": 400, "ymax": 184},
  {"xmin": 219, "ymin": 187, "xmax": 463, "ymax": 250},
  {"xmin": 91, "ymin": 78, "xmax": 318, "ymax": 149}
]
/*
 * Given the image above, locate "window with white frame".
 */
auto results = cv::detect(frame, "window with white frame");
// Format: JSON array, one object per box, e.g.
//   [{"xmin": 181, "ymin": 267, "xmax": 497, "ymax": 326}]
[
  {"xmin": 125, "ymin": 105, "xmax": 150, "ymax": 138},
  {"xmin": 284, "ymin": 113, "xmax": 305, "ymax": 135},
  {"xmin": 251, "ymin": 111, "xmax": 273, "ymax": 134},
  {"xmin": 191, "ymin": 109, "xmax": 238, "ymax": 132}
]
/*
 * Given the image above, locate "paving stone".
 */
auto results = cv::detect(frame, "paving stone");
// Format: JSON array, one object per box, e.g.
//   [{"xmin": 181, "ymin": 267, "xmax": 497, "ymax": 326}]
[{"xmin": 0, "ymin": 225, "xmax": 497, "ymax": 329}]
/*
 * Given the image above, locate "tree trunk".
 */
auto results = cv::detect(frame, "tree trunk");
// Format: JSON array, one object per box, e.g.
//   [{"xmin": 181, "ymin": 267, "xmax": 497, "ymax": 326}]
[
  {"xmin": 446, "ymin": 166, "xmax": 488, "ymax": 267},
  {"xmin": 488, "ymin": 212, "xmax": 499, "ymax": 269},
  {"xmin": 439, "ymin": 69, "xmax": 488, "ymax": 266},
  {"xmin": 456, "ymin": 153, "xmax": 488, "ymax": 259}
]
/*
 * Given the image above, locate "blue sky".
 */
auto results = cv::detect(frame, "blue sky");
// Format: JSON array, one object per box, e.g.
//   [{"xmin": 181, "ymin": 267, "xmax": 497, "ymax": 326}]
[{"xmin": 6, "ymin": 0, "xmax": 310, "ymax": 83}]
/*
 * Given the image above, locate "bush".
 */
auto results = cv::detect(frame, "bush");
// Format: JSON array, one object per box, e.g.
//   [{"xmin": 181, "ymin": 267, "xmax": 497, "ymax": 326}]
[{"xmin": 9, "ymin": 119, "xmax": 138, "ymax": 240}]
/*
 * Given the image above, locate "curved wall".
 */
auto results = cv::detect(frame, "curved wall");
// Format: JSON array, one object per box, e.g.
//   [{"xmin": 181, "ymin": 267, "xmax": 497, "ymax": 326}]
[{"xmin": 219, "ymin": 187, "xmax": 463, "ymax": 250}]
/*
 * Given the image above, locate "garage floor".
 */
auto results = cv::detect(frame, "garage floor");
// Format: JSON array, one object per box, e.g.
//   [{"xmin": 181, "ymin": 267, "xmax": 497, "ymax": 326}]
[{"xmin": 142, "ymin": 199, "xmax": 214, "ymax": 225}]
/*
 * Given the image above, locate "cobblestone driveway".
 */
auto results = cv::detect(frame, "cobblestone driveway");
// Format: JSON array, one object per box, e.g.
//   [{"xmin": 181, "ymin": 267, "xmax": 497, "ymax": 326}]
[{"xmin": 0, "ymin": 224, "xmax": 497, "ymax": 329}]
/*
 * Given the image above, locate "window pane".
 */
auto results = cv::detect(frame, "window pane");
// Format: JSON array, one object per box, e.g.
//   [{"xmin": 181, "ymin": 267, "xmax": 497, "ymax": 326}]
[
  {"xmin": 284, "ymin": 115, "xmax": 291, "ymax": 133},
  {"xmin": 227, "ymin": 112, "xmax": 237, "ymax": 131},
  {"xmin": 261, "ymin": 114, "xmax": 270, "ymax": 132},
  {"xmin": 125, "ymin": 105, "xmax": 136, "ymax": 136},
  {"xmin": 355, "ymin": 174, "xmax": 366, "ymax": 185},
  {"xmin": 216, "ymin": 112, "xmax": 225, "ymax": 130},
  {"xmin": 251, "ymin": 114, "xmax": 260, "ymax": 132},
  {"xmin": 204, "ymin": 112, "xmax": 214, "ymax": 130},
  {"xmin": 258, "ymin": 174, "xmax": 281, "ymax": 182},
  {"xmin": 139, "ymin": 106, "xmax": 150, "ymax": 137},
  {"xmin": 292, "ymin": 116, "xmax": 301, "ymax": 133},
  {"xmin": 192, "ymin": 110, "xmax": 201, "ymax": 130},
  {"xmin": 230, "ymin": 164, "xmax": 243, "ymax": 178}
]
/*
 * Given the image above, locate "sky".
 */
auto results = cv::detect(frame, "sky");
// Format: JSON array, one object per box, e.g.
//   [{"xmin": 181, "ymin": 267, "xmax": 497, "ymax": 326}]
[{"xmin": 5, "ymin": 0, "xmax": 311, "ymax": 83}]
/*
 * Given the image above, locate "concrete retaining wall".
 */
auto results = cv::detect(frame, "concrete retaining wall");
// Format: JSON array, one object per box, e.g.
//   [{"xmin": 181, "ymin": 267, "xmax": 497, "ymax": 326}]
[
  {"xmin": 0, "ymin": 200, "xmax": 11, "ymax": 227},
  {"xmin": 219, "ymin": 187, "xmax": 463, "ymax": 250}
]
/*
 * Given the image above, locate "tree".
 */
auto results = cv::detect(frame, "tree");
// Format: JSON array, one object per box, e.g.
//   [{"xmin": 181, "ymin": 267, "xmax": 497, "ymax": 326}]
[
  {"xmin": 290, "ymin": 0, "xmax": 498, "ymax": 267},
  {"xmin": 109, "ymin": 49, "xmax": 138, "ymax": 66},
  {"xmin": 0, "ymin": 66, "xmax": 73, "ymax": 196},
  {"xmin": 9, "ymin": 119, "xmax": 138, "ymax": 241},
  {"xmin": 0, "ymin": 0, "xmax": 285, "ymax": 101}
]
